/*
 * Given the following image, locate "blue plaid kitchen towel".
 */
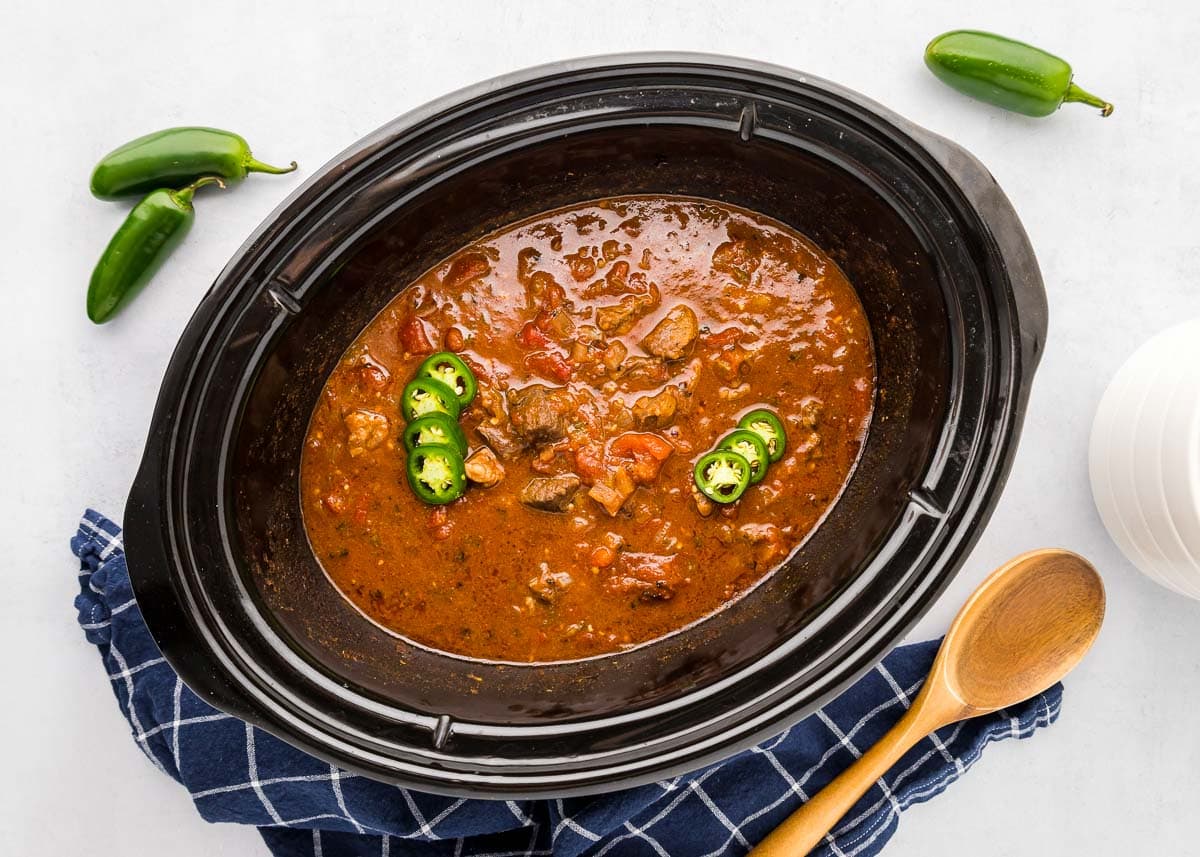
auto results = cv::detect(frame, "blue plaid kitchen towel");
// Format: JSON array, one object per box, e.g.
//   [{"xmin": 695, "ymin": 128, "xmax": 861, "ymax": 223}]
[{"xmin": 73, "ymin": 509, "xmax": 1063, "ymax": 857}]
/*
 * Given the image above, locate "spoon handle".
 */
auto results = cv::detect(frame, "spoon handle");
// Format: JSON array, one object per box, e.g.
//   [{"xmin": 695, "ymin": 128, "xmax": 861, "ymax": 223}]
[{"xmin": 748, "ymin": 699, "xmax": 946, "ymax": 856}]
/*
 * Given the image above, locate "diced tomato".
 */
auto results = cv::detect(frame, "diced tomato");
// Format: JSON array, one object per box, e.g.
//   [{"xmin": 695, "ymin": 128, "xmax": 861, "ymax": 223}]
[
  {"xmin": 525, "ymin": 350, "xmax": 574, "ymax": 383},
  {"xmin": 609, "ymin": 432, "xmax": 674, "ymax": 484},
  {"xmin": 574, "ymin": 442, "xmax": 608, "ymax": 486},
  {"xmin": 610, "ymin": 432, "xmax": 674, "ymax": 461},
  {"xmin": 704, "ymin": 327, "xmax": 743, "ymax": 349},
  {"xmin": 399, "ymin": 316, "xmax": 435, "ymax": 355},
  {"xmin": 517, "ymin": 321, "xmax": 550, "ymax": 349}
]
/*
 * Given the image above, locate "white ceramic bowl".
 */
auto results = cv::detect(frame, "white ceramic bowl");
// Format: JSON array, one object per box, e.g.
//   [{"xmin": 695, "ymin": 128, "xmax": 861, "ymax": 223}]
[{"xmin": 1090, "ymin": 319, "xmax": 1200, "ymax": 598}]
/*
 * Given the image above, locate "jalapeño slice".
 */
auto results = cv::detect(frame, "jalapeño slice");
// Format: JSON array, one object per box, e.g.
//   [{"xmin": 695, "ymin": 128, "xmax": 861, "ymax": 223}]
[
  {"xmin": 406, "ymin": 444, "xmax": 466, "ymax": 505},
  {"xmin": 402, "ymin": 412, "xmax": 468, "ymax": 458},
  {"xmin": 693, "ymin": 450, "xmax": 751, "ymax": 505},
  {"xmin": 716, "ymin": 429, "xmax": 771, "ymax": 485},
  {"xmin": 737, "ymin": 408, "xmax": 787, "ymax": 463},
  {"xmin": 401, "ymin": 377, "xmax": 461, "ymax": 422},
  {"xmin": 418, "ymin": 351, "xmax": 477, "ymax": 407}
]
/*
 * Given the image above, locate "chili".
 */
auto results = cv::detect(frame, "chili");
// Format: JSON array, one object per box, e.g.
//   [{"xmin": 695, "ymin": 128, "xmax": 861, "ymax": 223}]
[
  {"xmin": 716, "ymin": 429, "xmax": 771, "ymax": 485},
  {"xmin": 924, "ymin": 30, "xmax": 1113, "ymax": 118},
  {"xmin": 693, "ymin": 450, "xmax": 752, "ymax": 505},
  {"xmin": 90, "ymin": 127, "xmax": 297, "ymax": 200},
  {"xmin": 738, "ymin": 408, "xmax": 788, "ymax": 463},
  {"xmin": 418, "ymin": 351, "xmax": 478, "ymax": 406},
  {"xmin": 400, "ymin": 378, "xmax": 461, "ymax": 422},
  {"xmin": 406, "ymin": 444, "xmax": 467, "ymax": 505},
  {"xmin": 87, "ymin": 176, "xmax": 224, "ymax": 324},
  {"xmin": 402, "ymin": 412, "xmax": 468, "ymax": 457},
  {"xmin": 300, "ymin": 196, "xmax": 877, "ymax": 662}
]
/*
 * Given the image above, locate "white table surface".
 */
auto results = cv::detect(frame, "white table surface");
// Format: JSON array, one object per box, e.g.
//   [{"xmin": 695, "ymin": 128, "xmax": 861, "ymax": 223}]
[{"xmin": 4, "ymin": 0, "xmax": 1199, "ymax": 853}]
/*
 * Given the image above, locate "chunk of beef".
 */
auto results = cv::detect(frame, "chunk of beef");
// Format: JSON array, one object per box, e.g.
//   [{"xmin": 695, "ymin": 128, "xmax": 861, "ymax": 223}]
[
  {"xmin": 476, "ymin": 424, "xmax": 525, "ymax": 460},
  {"xmin": 631, "ymin": 388, "xmax": 679, "ymax": 430},
  {"xmin": 640, "ymin": 304, "xmax": 699, "ymax": 360},
  {"xmin": 464, "ymin": 447, "xmax": 505, "ymax": 487},
  {"xmin": 603, "ymin": 553, "xmax": 691, "ymax": 601},
  {"xmin": 519, "ymin": 474, "xmax": 581, "ymax": 512},
  {"xmin": 507, "ymin": 384, "xmax": 575, "ymax": 444},
  {"xmin": 528, "ymin": 565, "xmax": 573, "ymax": 603},
  {"xmin": 343, "ymin": 409, "xmax": 389, "ymax": 457}
]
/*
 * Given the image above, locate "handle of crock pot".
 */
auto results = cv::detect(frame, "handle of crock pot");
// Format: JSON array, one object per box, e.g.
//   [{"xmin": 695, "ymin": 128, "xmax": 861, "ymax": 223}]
[{"xmin": 908, "ymin": 126, "xmax": 1049, "ymax": 378}]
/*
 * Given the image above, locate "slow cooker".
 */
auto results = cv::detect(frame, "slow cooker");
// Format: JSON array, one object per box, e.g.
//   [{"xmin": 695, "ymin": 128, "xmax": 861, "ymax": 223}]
[{"xmin": 125, "ymin": 53, "xmax": 1046, "ymax": 797}]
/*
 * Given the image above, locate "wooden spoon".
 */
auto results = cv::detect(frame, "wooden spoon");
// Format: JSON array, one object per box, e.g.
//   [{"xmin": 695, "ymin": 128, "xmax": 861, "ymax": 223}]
[{"xmin": 749, "ymin": 549, "xmax": 1105, "ymax": 857}]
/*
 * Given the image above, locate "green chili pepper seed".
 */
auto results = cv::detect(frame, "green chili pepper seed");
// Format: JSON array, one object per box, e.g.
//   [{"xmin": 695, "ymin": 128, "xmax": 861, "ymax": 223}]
[
  {"xmin": 716, "ymin": 429, "xmax": 771, "ymax": 485},
  {"xmin": 924, "ymin": 30, "xmax": 1113, "ymax": 118},
  {"xmin": 90, "ymin": 126, "xmax": 297, "ymax": 200},
  {"xmin": 694, "ymin": 450, "xmax": 752, "ymax": 505},
  {"xmin": 418, "ymin": 351, "xmax": 478, "ymax": 406},
  {"xmin": 87, "ymin": 176, "xmax": 225, "ymax": 324},
  {"xmin": 401, "ymin": 378, "xmax": 462, "ymax": 422},
  {"xmin": 402, "ymin": 412, "xmax": 468, "ymax": 458},
  {"xmin": 738, "ymin": 408, "xmax": 788, "ymax": 463},
  {"xmin": 406, "ymin": 444, "xmax": 467, "ymax": 505}
]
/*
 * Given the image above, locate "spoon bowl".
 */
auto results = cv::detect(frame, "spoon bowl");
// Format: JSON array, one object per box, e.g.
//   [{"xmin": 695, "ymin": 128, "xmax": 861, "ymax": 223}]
[
  {"xmin": 750, "ymin": 548, "xmax": 1105, "ymax": 856},
  {"xmin": 940, "ymin": 550, "xmax": 1106, "ymax": 715}
]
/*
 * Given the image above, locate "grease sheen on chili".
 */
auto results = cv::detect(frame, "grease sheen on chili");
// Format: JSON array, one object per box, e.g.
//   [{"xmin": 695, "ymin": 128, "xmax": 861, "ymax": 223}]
[{"xmin": 301, "ymin": 196, "xmax": 876, "ymax": 662}]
